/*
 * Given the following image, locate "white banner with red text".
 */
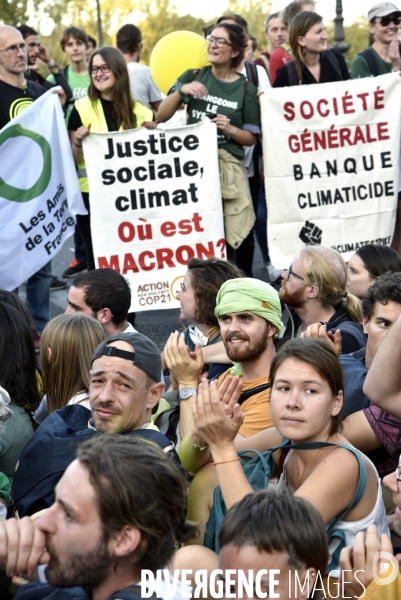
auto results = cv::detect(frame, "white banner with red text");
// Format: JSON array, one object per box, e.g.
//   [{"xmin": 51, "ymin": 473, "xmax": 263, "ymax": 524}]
[
  {"xmin": 261, "ymin": 73, "xmax": 401, "ymax": 268},
  {"xmin": 84, "ymin": 119, "xmax": 225, "ymax": 312},
  {"xmin": 0, "ymin": 90, "xmax": 86, "ymax": 290}
]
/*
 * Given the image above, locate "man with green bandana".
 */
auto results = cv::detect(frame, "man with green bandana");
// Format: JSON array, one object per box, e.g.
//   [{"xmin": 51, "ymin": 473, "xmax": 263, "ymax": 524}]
[{"xmin": 169, "ymin": 278, "xmax": 283, "ymax": 442}]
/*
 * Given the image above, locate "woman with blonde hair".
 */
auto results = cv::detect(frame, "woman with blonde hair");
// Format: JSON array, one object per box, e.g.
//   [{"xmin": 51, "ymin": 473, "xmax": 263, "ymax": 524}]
[
  {"xmin": 279, "ymin": 246, "xmax": 365, "ymax": 354},
  {"xmin": 34, "ymin": 314, "xmax": 105, "ymax": 423},
  {"xmin": 274, "ymin": 11, "xmax": 349, "ymax": 87}
]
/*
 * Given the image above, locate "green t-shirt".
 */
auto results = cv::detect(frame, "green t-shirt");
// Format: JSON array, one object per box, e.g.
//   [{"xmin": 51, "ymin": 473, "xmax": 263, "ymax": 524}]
[
  {"xmin": 351, "ymin": 47, "xmax": 393, "ymax": 79},
  {"xmin": 179, "ymin": 66, "xmax": 260, "ymax": 159},
  {"xmin": 47, "ymin": 66, "xmax": 90, "ymax": 123}
]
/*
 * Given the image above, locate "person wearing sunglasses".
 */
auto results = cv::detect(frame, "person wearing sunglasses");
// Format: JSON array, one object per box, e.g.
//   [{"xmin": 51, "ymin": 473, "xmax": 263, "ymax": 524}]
[
  {"xmin": 351, "ymin": 3, "xmax": 401, "ymax": 259},
  {"xmin": 68, "ymin": 46, "xmax": 155, "ymax": 271},
  {"xmin": 157, "ymin": 23, "xmax": 260, "ymax": 264},
  {"xmin": 351, "ymin": 2, "xmax": 401, "ymax": 79}
]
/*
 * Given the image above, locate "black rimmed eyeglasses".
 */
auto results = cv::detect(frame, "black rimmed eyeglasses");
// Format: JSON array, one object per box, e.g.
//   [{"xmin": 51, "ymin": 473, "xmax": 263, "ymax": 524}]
[
  {"xmin": 288, "ymin": 264, "xmax": 306, "ymax": 281},
  {"xmin": 90, "ymin": 64, "xmax": 111, "ymax": 75},
  {"xmin": 206, "ymin": 35, "xmax": 233, "ymax": 47}
]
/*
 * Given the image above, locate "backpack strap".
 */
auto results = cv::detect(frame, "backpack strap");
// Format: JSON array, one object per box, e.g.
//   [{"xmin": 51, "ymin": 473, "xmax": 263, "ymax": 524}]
[
  {"xmin": 288, "ymin": 441, "xmax": 367, "ymax": 572},
  {"xmin": 358, "ymin": 48, "xmax": 380, "ymax": 77},
  {"xmin": 244, "ymin": 61, "xmax": 259, "ymax": 88},
  {"xmin": 258, "ymin": 53, "xmax": 270, "ymax": 74},
  {"xmin": 61, "ymin": 65, "xmax": 75, "ymax": 105},
  {"xmin": 238, "ymin": 383, "xmax": 270, "ymax": 406},
  {"xmin": 233, "ymin": 440, "xmax": 367, "ymax": 573},
  {"xmin": 323, "ymin": 50, "xmax": 343, "ymax": 81}
]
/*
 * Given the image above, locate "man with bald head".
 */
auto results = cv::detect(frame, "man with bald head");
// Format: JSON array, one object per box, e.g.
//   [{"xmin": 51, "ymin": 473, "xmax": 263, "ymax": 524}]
[
  {"xmin": 0, "ymin": 25, "xmax": 66, "ymax": 341},
  {"xmin": 0, "ymin": 25, "xmax": 45, "ymax": 127}
]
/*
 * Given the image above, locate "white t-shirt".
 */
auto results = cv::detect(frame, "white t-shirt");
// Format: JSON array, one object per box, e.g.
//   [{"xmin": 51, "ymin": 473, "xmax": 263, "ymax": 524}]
[{"xmin": 127, "ymin": 62, "xmax": 162, "ymax": 109}]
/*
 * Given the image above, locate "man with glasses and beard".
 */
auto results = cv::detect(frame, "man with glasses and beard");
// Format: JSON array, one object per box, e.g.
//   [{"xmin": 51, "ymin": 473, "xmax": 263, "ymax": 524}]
[
  {"xmin": 0, "ymin": 435, "xmax": 195, "ymax": 600},
  {"xmin": 278, "ymin": 246, "xmax": 366, "ymax": 354},
  {"xmin": 0, "ymin": 25, "xmax": 66, "ymax": 347}
]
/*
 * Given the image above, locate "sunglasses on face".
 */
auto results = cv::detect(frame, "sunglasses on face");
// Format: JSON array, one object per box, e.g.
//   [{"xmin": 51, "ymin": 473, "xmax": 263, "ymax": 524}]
[{"xmin": 377, "ymin": 15, "xmax": 401, "ymax": 26}]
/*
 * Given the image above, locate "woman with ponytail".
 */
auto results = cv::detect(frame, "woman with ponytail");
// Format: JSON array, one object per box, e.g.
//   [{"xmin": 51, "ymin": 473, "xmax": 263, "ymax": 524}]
[
  {"xmin": 278, "ymin": 246, "xmax": 366, "ymax": 354},
  {"xmin": 273, "ymin": 11, "xmax": 349, "ymax": 87}
]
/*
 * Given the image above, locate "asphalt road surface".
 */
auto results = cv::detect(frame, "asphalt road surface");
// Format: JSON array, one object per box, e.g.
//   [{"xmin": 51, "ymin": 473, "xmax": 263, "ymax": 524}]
[{"xmin": 19, "ymin": 234, "xmax": 272, "ymax": 351}]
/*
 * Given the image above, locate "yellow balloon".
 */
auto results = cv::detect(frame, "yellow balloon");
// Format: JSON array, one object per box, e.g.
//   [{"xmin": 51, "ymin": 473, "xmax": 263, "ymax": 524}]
[{"xmin": 150, "ymin": 31, "xmax": 208, "ymax": 95}]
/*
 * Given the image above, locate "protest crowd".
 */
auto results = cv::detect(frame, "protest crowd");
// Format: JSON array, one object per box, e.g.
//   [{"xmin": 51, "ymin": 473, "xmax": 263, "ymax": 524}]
[{"xmin": 3, "ymin": 1, "xmax": 401, "ymax": 599}]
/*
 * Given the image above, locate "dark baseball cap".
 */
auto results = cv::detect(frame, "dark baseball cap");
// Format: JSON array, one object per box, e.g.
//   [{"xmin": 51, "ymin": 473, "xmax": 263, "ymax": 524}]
[{"xmin": 91, "ymin": 332, "xmax": 161, "ymax": 383}]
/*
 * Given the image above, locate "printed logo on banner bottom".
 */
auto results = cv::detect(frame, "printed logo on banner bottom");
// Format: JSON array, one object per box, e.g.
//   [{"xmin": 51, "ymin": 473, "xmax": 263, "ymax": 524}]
[
  {"xmin": 0, "ymin": 124, "xmax": 51, "ymax": 203},
  {"xmin": 299, "ymin": 220, "xmax": 322, "ymax": 246}
]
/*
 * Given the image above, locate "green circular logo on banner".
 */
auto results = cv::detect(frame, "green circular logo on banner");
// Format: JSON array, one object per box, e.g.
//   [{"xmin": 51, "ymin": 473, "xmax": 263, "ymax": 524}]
[{"xmin": 0, "ymin": 124, "xmax": 51, "ymax": 202}]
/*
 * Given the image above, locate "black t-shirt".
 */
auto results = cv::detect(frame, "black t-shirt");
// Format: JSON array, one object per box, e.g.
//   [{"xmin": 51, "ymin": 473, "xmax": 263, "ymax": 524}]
[
  {"xmin": 274, "ymin": 49, "xmax": 350, "ymax": 87},
  {"xmin": 26, "ymin": 69, "xmax": 55, "ymax": 92},
  {"xmin": 68, "ymin": 98, "xmax": 118, "ymax": 132},
  {"xmin": 0, "ymin": 79, "xmax": 46, "ymax": 129}
]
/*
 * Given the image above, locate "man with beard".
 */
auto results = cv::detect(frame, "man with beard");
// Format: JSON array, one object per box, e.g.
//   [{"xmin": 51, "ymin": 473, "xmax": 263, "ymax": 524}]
[
  {"xmin": 88, "ymin": 333, "xmax": 165, "ymax": 434},
  {"xmin": 0, "ymin": 25, "xmax": 67, "ymax": 349},
  {"xmin": 278, "ymin": 246, "xmax": 366, "ymax": 354},
  {"xmin": 0, "ymin": 435, "xmax": 194, "ymax": 600},
  {"xmin": 171, "ymin": 278, "xmax": 283, "ymax": 439},
  {"xmin": 16, "ymin": 25, "xmax": 72, "ymax": 100},
  {"xmin": 10, "ymin": 332, "xmax": 177, "ymax": 518}
]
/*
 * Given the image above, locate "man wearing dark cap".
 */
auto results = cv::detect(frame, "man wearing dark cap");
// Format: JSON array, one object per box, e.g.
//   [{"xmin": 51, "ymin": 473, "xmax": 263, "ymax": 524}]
[
  {"xmin": 90, "ymin": 332, "xmax": 165, "ymax": 433},
  {"xmin": 10, "ymin": 332, "xmax": 174, "ymax": 519}
]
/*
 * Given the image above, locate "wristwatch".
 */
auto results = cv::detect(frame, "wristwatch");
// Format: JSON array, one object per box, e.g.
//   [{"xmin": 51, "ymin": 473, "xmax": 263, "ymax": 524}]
[{"xmin": 178, "ymin": 387, "xmax": 198, "ymax": 400}]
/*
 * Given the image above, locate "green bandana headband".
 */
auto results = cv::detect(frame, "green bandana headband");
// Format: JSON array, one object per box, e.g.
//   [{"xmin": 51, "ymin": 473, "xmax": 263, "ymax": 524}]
[
  {"xmin": 215, "ymin": 278, "xmax": 283, "ymax": 377},
  {"xmin": 215, "ymin": 278, "xmax": 283, "ymax": 336}
]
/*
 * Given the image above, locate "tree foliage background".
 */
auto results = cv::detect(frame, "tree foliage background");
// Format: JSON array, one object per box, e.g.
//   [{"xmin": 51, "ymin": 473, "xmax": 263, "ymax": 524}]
[{"xmin": 1, "ymin": 0, "xmax": 367, "ymax": 67}]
